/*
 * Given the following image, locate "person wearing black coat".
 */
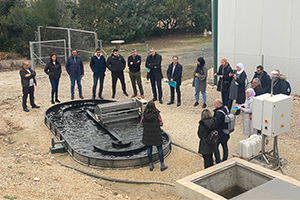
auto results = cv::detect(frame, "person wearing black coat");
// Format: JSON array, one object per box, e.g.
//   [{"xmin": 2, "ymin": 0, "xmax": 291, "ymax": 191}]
[
  {"xmin": 90, "ymin": 48, "xmax": 106, "ymax": 99},
  {"xmin": 166, "ymin": 56, "xmax": 182, "ymax": 107},
  {"xmin": 272, "ymin": 70, "xmax": 290, "ymax": 95},
  {"xmin": 44, "ymin": 53, "xmax": 62, "ymax": 104},
  {"xmin": 213, "ymin": 99, "xmax": 230, "ymax": 164},
  {"xmin": 252, "ymin": 78, "xmax": 265, "ymax": 96},
  {"xmin": 20, "ymin": 61, "xmax": 40, "ymax": 112},
  {"xmin": 252, "ymin": 65, "xmax": 271, "ymax": 93},
  {"xmin": 140, "ymin": 101, "xmax": 168, "ymax": 171},
  {"xmin": 106, "ymin": 49, "xmax": 128, "ymax": 98},
  {"xmin": 145, "ymin": 48, "xmax": 163, "ymax": 104},
  {"xmin": 228, "ymin": 63, "xmax": 247, "ymax": 113},
  {"xmin": 214, "ymin": 58, "xmax": 233, "ymax": 107},
  {"xmin": 198, "ymin": 109, "xmax": 217, "ymax": 169},
  {"xmin": 128, "ymin": 49, "xmax": 144, "ymax": 98}
]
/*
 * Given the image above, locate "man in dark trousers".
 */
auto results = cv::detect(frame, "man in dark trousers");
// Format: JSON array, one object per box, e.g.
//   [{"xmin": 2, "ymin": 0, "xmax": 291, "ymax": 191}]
[
  {"xmin": 19, "ymin": 61, "xmax": 40, "ymax": 112},
  {"xmin": 213, "ymin": 99, "xmax": 230, "ymax": 164},
  {"xmin": 90, "ymin": 48, "xmax": 106, "ymax": 99},
  {"xmin": 252, "ymin": 78, "xmax": 264, "ymax": 96},
  {"xmin": 166, "ymin": 56, "xmax": 182, "ymax": 107},
  {"xmin": 106, "ymin": 49, "xmax": 128, "ymax": 99},
  {"xmin": 145, "ymin": 48, "xmax": 163, "ymax": 104},
  {"xmin": 128, "ymin": 48, "xmax": 144, "ymax": 98},
  {"xmin": 65, "ymin": 49, "xmax": 84, "ymax": 100},
  {"xmin": 252, "ymin": 65, "xmax": 271, "ymax": 93}
]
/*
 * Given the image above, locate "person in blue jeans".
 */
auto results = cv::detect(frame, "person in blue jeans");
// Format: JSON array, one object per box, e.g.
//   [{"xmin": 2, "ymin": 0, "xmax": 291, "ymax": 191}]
[
  {"xmin": 44, "ymin": 53, "xmax": 62, "ymax": 104},
  {"xmin": 140, "ymin": 101, "xmax": 168, "ymax": 171},
  {"xmin": 65, "ymin": 49, "xmax": 84, "ymax": 100},
  {"xmin": 213, "ymin": 99, "xmax": 230, "ymax": 163},
  {"xmin": 90, "ymin": 48, "xmax": 106, "ymax": 99},
  {"xmin": 193, "ymin": 57, "xmax": 207, "ymax": 108}
]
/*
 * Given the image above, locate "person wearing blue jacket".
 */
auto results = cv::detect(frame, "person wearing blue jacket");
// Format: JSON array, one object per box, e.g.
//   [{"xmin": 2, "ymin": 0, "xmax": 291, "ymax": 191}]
[
  {"xmin": 65, "ymin": 49, "xmax": 84, "ymax": 100},
  {"xmin": 90, "ymin": 48, "xmax": 106, "ymax": 99}
]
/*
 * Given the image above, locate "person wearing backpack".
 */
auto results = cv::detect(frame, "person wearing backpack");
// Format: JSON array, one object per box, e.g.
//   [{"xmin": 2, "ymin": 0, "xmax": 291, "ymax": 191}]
[
  {"xmin": 197, "ymin": 109, "xmax": 217, "ymax": 169},
  {"xmin": 213, "ymin": 99, "xmax": 230, "ymax": 164}
]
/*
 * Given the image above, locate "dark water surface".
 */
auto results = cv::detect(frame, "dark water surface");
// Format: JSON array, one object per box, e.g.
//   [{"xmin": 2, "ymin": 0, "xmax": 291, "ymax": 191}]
[{"xmin": 46, "ymin": 101, "xmax": 170, "ymax": 160}]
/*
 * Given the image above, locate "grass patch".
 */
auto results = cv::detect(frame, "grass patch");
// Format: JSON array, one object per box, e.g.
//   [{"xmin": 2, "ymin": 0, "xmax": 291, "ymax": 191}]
[{"xmin": 4, "ymin": 195, "xmax": 17, "ymax": 200}]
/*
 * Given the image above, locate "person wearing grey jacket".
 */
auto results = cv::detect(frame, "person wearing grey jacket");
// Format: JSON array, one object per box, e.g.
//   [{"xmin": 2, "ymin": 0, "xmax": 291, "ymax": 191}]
[{"xmin": 192, "ymin": 57, "xmax": 207, "ymax": 108}]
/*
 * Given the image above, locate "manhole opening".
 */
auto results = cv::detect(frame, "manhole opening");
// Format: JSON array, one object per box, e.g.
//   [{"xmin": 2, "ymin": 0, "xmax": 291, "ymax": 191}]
[{"xmin": 193, "ymin": 163, "xmax": 273, "ymax": 199}]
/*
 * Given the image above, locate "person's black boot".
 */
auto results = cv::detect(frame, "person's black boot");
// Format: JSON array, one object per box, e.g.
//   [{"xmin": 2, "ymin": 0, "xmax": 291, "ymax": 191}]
[{"xmin": 149, "ymin": 163, "xmax": 154, "ymax": 171}]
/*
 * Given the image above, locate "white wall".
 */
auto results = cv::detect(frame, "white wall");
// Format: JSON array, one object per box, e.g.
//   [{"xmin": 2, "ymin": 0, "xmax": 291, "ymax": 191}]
[{"xmin": 218, "ymin": 0, "xmax": 300, "ymax": 94}]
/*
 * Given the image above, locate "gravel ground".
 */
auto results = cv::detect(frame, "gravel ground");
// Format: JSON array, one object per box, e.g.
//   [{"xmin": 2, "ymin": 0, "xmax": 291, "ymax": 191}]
[{"xmin": 0, "ymin": 65, "xmax": 299, "ymax": 200}]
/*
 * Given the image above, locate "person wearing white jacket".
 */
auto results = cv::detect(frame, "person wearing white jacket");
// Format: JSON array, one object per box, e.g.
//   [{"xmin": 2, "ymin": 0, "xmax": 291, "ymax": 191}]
[{"xmin": 240, "ymin": 88, "xmax": 256, "ymax": 136}]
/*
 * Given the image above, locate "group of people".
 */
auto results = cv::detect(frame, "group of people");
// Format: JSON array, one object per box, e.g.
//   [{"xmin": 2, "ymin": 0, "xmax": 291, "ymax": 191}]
[
  {"xmin": 197, "ymin": 58, "xmax": 291, "ymax": 169},
  {"xmin": 20, "ymin": 50, "xmax": 291, "ymax": 172}
]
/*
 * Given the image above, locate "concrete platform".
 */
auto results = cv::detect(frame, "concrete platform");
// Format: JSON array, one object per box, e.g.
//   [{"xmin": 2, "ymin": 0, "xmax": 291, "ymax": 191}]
[{"xmin": 175, "ymin": 158, "xmax": 300, "ymax": 200}]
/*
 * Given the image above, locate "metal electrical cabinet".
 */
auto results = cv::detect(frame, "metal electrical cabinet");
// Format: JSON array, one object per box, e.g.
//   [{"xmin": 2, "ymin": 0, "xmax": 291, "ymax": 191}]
[
  {"xmin": 253, "ymin": 93, "xmax": 271, "ymax": 130},
  {"xmin": 262, "ymin": 94, "xmax": 291, "ymax": 136}
]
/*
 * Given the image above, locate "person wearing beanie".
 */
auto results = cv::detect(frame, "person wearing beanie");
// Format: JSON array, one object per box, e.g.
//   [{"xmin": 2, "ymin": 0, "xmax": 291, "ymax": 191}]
[
  {"xmin": 214, "ymin": 58, "xmax": 233, "ymax": 107},
  {"xmin": 192, "ymin": 57, "xmax": 208, "ymax": 108},
  {"xmin": 240, "ymin": 88, "xmax": 256, "ymax": 136},
  {"xmin": 106, "ymin": 49, "xmax": 128, "ymax": 98}
]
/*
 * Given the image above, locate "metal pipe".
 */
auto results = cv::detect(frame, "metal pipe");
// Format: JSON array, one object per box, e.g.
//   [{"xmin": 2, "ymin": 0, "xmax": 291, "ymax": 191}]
[{"xmin": 212, "ymin": 0, "xmax": 219, "ymax": 85}]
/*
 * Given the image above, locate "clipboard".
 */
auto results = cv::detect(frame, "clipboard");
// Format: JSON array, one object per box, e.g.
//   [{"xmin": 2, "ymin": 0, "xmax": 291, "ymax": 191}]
[{"xmin": 168, "ymin": 81, "xmax": 177, "ymax": 88}]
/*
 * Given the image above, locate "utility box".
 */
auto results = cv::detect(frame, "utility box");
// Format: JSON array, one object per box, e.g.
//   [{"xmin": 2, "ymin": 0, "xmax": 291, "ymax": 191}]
[
  {"xmin": 262, "ymin": 94, "xmax": 292, "ymax": 137},
  {"xmin": 252, "ymin": 93, "xmax": 271, "ymax": 130}
]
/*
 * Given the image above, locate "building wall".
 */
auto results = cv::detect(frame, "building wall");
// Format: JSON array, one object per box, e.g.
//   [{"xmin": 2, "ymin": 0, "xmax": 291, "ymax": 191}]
[{"xmin": 218, "ymin": 0, "xmax": 300, "ymax": 94}]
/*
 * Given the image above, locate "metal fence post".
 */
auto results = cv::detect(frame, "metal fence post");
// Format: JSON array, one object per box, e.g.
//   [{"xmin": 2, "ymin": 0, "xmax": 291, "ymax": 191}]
[
  {"xmin": 68, "ymin": 28, "xmax": 71, "ymax": 56},
  {"xmin": 94, "ymin": 32, "xmax": 98, "ymax": 49},
  {"xmin": 146, "ymin": 44, "xmax": 149, "ymax": 55},
  {"xmin": 38, "ymin": 26, "xmax": 42, "ymax": 64},
  {"xmin": 29, "ymin": 41, "xmax": 35, "ymax": 70},
  {"xmin": 64, "ymin": 40, "xmax": 67, "ymax": 62}
]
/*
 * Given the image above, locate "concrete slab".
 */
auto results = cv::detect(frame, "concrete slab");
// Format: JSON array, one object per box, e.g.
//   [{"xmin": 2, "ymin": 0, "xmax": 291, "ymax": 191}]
[{"xmin": 176, "ymin": 158, "xmax": 300, "ymax": 200}]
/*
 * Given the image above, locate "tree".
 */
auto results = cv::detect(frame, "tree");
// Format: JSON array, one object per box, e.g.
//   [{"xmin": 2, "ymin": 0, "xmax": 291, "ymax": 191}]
[
  {"xmin": 159, "ymin": 0, "xmax": 190, "ymax": 30},
  {"xmin": 188, "ymin": 0, "xmax": 211, "ymax": 32}
]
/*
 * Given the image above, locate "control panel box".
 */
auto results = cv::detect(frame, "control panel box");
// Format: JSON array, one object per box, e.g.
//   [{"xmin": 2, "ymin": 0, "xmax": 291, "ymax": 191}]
[
  {"xmin": 252, "ymin": 93, "xmax": 271, "ymax": 130},
  {"xmin": 262, "ymin": 94, "xmax": 291, "ymax": 137}
]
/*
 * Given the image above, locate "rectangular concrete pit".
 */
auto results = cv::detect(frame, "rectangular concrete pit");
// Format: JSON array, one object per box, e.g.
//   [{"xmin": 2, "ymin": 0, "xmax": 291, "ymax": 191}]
[
  {"xmin": 194, "ymin": 163, "xmax": 272, "ymax": 199},
  {"xmin": 176, "ymin": 158, "xmax": 300, "ymax": 200}
]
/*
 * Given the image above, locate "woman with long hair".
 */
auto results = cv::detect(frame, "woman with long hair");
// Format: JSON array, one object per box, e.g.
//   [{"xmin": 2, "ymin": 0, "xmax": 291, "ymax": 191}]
[
  {"xmin": 192, "ymin": 57, "xmax": 208, "ymax": 108},
  {"xmin": 44, "ymin": 53, "xmax": 62, "ymax": 104},
  {"xmin": 140, "ymin": 101, "xmax": 168, "ymax": 171},
  {"xmin": 197, "ymin": 109, "xmax": 217, "ymax": 169}
]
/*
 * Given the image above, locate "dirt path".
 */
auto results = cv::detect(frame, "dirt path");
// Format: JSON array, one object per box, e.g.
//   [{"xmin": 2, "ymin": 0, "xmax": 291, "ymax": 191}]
[{"xmin": 0, "ymin": 62, "xmax": 300, "ymax": 199}]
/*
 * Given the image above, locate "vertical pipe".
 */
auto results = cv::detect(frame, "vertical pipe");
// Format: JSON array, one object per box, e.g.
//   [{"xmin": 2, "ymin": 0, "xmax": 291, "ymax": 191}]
[
  {"xmin": 262, "ymin": 54, "xmax": 264, "ymax": 66},
  {"xmin": 29, "ymin": 41, "xmax": 35, "ymax": 71},
  {"xmin": 37, "ymin": 26, "xmax": 42, "ymax": 64},
  {"xmin": 68, "ymin": 29, "xmax": 71, "ymax": 56},
  {"xmin": 212, "ymin": 0, "xmax": 218, "ymax": 85}
]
